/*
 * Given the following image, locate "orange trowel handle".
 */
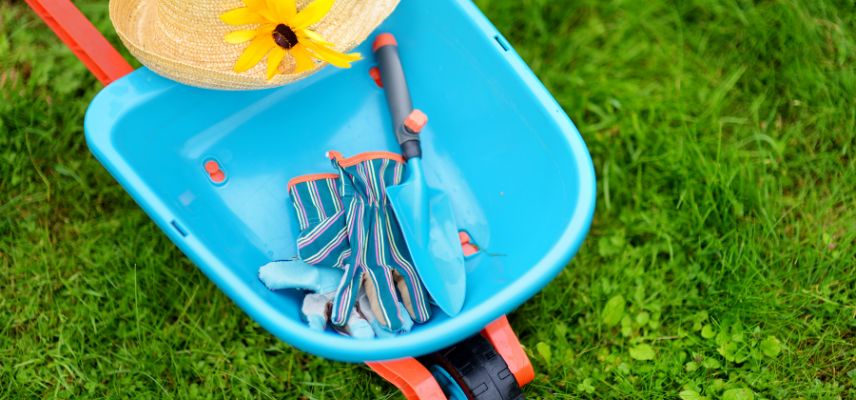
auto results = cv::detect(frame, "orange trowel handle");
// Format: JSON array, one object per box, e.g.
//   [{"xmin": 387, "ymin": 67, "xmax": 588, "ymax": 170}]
[{"xmin": 24, "ymin": 0, "xmax": 133, "ymax": 85}]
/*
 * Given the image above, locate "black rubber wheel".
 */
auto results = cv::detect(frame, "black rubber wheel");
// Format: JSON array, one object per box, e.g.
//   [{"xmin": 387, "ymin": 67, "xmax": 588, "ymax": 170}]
[{"xmin": 419, "ymin": 334, "xmax": 524, "ymax": 400}]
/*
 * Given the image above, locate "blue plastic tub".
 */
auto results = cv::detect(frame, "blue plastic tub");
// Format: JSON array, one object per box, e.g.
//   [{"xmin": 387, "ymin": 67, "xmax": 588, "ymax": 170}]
[{"xmin": 84, "ymin": 0, "xmax": 595, "ymax": 362}]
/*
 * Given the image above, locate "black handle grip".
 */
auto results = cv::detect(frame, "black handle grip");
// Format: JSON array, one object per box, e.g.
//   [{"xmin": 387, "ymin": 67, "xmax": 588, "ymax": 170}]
[{"xmin": 374, "ymin": 34, "xmax": 421, "ymax": 160}]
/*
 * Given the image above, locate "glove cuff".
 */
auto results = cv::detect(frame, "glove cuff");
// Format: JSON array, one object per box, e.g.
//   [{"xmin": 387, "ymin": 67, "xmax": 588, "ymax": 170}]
[
  {"xmin": 327, "ymin": 150, "xmax": 404, "ymax": 167},
  {"xmin": 328, "ymin": 151, "xmax": 407, "ymax": 206}
]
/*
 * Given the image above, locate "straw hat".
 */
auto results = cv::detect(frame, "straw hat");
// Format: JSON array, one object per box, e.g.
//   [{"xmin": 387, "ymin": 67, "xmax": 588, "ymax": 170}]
[{"xmin": 110, "ymin": 0, "xmax": 399, "ymax": 89}]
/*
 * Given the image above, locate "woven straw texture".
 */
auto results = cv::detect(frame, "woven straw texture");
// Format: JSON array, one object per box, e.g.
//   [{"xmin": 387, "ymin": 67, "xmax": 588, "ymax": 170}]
[{"xmin": 110, "ymin": 0, "xmax": 398, "ymax": 89}]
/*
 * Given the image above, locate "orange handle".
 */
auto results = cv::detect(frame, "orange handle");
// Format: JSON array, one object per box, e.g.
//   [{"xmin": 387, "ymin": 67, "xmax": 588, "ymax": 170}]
[
  {"xmin": 24, "ymin": 0, "xmax": 133, "ymax": 85},
  {"xmin": 481, "ymin": 315, "xmax": 535, "ymax": 387},
  {"xmin": 366, "ymin": 359, "xmax": 445, "ymax": 400}
]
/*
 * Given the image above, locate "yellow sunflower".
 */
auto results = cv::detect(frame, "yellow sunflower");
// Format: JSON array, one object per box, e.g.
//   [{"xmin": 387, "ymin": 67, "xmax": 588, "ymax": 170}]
[{"xmin": 220, "ymin": 0, "xmax": 362, "ymax": 79}]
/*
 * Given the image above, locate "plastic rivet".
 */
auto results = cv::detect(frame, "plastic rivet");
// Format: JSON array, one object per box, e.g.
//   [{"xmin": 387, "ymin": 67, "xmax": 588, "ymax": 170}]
[
  {"xmin": 404, "ymin": 109, "xmax": 428, "ymax": 133},
  {"xmin": 210, "ymin": 170, "xmax": 226, "ymax": 184},
  {"xmin": 204, "ymin": 160, "xmax": 220, "ymax": 173},
  {"xmin": 369, "ymin": 66, "xmax": 383, "ymax": 88},
  {"xmin": 204, "ymin": 159, "xmax": 226, "ymax": 184}
]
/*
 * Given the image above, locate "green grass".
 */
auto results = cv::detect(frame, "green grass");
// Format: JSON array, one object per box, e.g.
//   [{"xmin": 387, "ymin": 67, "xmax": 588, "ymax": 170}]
[{"xmin": 1, "ymin": 0, "xmax": 854, "ymax": 398}]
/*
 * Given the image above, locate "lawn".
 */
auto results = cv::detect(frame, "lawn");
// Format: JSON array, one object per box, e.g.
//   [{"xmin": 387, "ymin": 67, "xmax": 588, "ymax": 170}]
[{"xmin": 1, "ymin": 0, "xmax": 854, "ymax": 398}]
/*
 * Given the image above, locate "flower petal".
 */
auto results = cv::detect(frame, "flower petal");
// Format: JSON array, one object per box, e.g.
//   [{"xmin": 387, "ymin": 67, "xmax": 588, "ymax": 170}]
[
  {"xmin": 234, "ymin": 35, "xmax": 276, "ymax": 72},
  {"xmin": 291, "ymin": 44, "xmax": 316, "ymax": 73},
  {"xmin": 220, "ymin": 7, "xmax": 265, "ymax": 26},
  {"xmin": 224, "ymin": 30, "xmax": 259, "ymax": 44},
  {"xmin": 302, "ymin": 40, "xmax": 360, "ymax": 68},
  {"xmin": 293, "ymin": 0, "xmax": 334, "ymax": 29},
  {"xmin": 242, "ymin": 0, "xmax": 266, "ymax": 12},
  {"xmin": 257, "ymin": 8, "xmax": 278, "ymax": 22},
  {"xmin": 266, "ymin": 47, "xmax": 287, "ymax": 79},
  {"xmin": 300, "ymin": 29, "xmax": 333, "ymax": 46},
  {"xmin": 268, "ymin": 0, "xmax": 297, "ymax": 22},
  {"xmin": 260, "ymin": 22, "xmax": 279, "ymax": 32}
]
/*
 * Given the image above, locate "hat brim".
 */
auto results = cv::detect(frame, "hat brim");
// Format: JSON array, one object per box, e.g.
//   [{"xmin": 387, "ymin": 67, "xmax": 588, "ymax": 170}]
[{"xmin": 110, "ymin": 0, "xmax": 399, "ymax": 90}]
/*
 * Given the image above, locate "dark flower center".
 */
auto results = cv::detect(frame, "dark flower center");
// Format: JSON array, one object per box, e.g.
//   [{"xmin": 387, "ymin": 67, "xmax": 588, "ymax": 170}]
[{"xmin": 272, "ymin": 24, "xmax": 298, "ymax": 49}]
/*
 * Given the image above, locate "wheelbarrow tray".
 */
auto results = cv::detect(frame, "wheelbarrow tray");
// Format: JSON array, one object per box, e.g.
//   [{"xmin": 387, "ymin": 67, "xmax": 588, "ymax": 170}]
[{"xmin": 84, "ymin": 0, "xmax": 595, "ymax": 362}]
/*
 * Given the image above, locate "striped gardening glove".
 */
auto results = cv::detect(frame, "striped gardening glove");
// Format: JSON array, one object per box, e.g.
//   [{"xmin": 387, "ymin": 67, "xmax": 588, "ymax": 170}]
[
  {"xmin": 288, "ymin": 173, "xmax": 350, "ymax": 268},
  {"xmin": 258, "ymin": 174, "xmax": 375, "ymax": 338},
  {"xmin": 328, "ymin": 151, "xmax": 432, "ymax": 333}
]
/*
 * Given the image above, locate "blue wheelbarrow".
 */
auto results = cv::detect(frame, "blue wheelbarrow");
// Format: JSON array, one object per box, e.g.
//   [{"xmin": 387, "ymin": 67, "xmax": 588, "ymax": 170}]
[{"xmin": 27, "ymin": 0, "xmax": 595, "ymax": 398}]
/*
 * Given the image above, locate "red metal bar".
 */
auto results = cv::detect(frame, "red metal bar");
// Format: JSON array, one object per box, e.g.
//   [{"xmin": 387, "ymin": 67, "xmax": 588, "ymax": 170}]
[
  {"xmin": 24, "ymin": 0, "xmax": 133, "ymax": 85},
  {"xmin": 366, "ymin": 358, "xmax": 445, "ymax": 400}
]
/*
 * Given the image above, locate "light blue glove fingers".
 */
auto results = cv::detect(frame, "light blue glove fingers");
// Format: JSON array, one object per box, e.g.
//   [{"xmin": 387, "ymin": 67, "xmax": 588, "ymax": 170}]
[
  {"xmin": 397, "ymin": 302, "xmax": 414, "ymax": 333},
  {"xmin": 302, "ymin": 292, "xmax": 374, "ymax": 339},
  {"xmin": 344, "ymin": 311, "xmax": 375, "ymax": 339},
  {"xmin": 358, "ymin": 293, "xmax": 413, "ymax": 337},
  {"xmin": 302, "ymin": 293, "xmax": 331, "ymax": 331},
  {"xmin": 258, "ymin": 260, "xmax": 344, "ymax": 293}
]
